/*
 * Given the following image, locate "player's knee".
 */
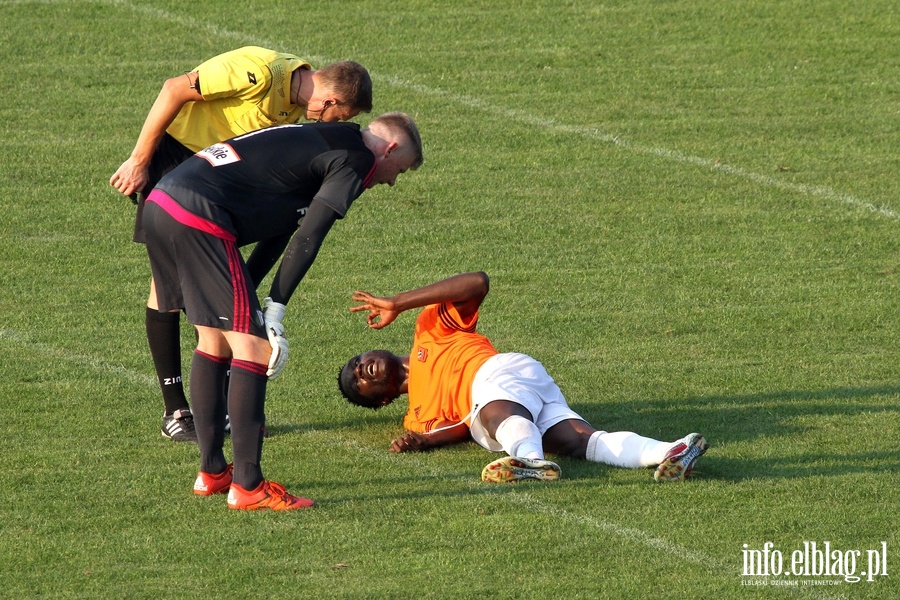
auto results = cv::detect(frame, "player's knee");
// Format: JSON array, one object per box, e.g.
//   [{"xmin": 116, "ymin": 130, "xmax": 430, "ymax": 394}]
[
  {"xmin": 247, "ymin": 334, "xmax": 273, "ymax": 364},
  {"xmin": 543, "ymin": 424, "xmax": 592, "ymax": 459},
  {"xmin": 480, "ymin": 400, "xmax": 533, "ymax": 438},
  {"xmin": 196, "ymin": 326, "xmax": 229, "ymax": 355}
]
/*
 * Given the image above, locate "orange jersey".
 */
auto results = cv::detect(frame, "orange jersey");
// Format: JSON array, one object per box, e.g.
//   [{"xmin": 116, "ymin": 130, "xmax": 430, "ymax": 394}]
[{"xmin": 404, "ymin": 302, "xmax": 498, "ymax": 433}]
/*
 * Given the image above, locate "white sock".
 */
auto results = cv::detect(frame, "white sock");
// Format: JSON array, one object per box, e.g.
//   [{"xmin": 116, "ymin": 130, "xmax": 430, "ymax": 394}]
[
  {"xmin": 494, "ymin": 415, "xmax": 544, "ymax": 459},
  {"xmin": 585, "ymin": 431, "xmax": 670, "ymax": 468}
]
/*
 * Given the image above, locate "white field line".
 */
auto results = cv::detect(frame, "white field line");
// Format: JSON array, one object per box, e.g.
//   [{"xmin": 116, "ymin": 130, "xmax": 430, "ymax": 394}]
[
  {"xmin": 318, "ymin": 433, "xmax": 723, "ymax": 566},
  {"xmin": 300, "ymin": 433, "xmax": 848, "ymax": 600},
  {"xmin": 83, "ymin": 0, "xmax": 900, "ymax": 221}
]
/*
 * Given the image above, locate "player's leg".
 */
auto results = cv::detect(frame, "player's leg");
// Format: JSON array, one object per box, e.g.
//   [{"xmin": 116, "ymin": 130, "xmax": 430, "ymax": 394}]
[
  {"xmin": 470, "ymin": 355, "xmax": 565, "ymax": 483},
  {"xmin": 540, "ymin": 418, "xmax": 595, "ymax": 458},
  {"xmin": 135, "ymin": 142, "xmax": 197, "ymax": 442},
  {"xmin": 221, "ymin": 330, "xmax": 314, "ymax": 510},
  {"xmin": 190, "ymin": 326, "xmax": 232, "ymax": 480},
  {"xmin": 218, "ymin": 331, "xmax": 269, "ymax": 490},
  {"xmin": 168, "ymin": 219, "xmax": 310, "ymax": 509},
  {"xmin": 142, "ymin": 193, "xmax": 193, "ymax": 442},
  {"xmin": 478, "ymin": 400, "xmax": 544, "ymax": 459},
  {"xmin": 542, "ymin": 419, "xmax": 707, "ymax": 480},
  {"xmin": 477, "ymin": 400, "xmax": 561, "ymax": 483},
  {"xmin": 542, "ymin": 419, "xmax": 668, "ymax": 467},
  {"xmin": 147, "ymin": 277, "xmax": 195, "ymax": 441}
]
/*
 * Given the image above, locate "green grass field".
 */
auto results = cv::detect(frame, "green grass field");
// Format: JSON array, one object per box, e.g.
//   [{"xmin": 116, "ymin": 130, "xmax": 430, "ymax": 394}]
[{"xmin": 1, "ymin": 0, "xmax": 897, "ymax": 598}]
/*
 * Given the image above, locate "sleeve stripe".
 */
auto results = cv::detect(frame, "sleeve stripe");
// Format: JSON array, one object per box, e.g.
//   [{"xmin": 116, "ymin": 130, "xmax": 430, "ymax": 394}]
[{"xmin": 437, "ymin": 303, "xmax": 477, "ymax": 333}]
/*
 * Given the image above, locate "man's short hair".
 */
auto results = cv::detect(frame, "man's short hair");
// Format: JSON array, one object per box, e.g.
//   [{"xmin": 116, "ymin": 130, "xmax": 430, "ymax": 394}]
[
  {"xmin": 337, "ymin": 358, "xmax": 382, "ymax": 410},
  {"xmin": 317, "ymin": 61, "xmax": 373, "ymax": 113},
  {"xmin": 371, "ymin": 112, "xmax": 424, "ymax": 170}
]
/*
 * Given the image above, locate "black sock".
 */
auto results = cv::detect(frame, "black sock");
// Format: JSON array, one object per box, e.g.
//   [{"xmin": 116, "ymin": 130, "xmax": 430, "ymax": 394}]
[
  {"xmin": 223, "ymin": 367, "xmax": 231, "ymax": 415},
  {"xmin": 190, "ymin": 351, "xmax": 230, "ymax": 475},
  {"xmin": 228, "ymin": 359, "xmax": 268, "ymax": 490},
  {"xmin": 145, "ymin": 307, "xmax": 188, "ymax": 415}
]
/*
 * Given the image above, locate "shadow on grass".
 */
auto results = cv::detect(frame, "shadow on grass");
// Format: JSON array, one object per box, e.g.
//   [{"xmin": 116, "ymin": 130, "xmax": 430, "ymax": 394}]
[
  {"xmin": 269, "ymin": 384, "xmax": 899, "ymax": 484},
  {"xmin": 702, "ymin": 450, "xmax": 900, "ymax": 482},
  {"xmin": 265, "ymin": 411, "xmax": 400, "ymax": 437},
  {"xmin": 302, "ymin": 473, "xmax": 600, "ymax": 507},
  {"xmin": 578, "ymin": 384, "xmax": 900, "ymax": 482}
]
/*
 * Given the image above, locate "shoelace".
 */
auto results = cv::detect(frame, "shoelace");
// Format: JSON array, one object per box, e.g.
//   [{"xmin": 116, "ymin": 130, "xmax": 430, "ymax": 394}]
[{"xmin": 263, "ymin": 482, "xmax": 295, "ymax": 507}]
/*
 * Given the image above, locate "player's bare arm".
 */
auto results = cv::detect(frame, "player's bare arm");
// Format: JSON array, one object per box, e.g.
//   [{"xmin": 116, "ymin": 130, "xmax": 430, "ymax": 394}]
[
  {"xmin": 351, "ymin": 271, "xmax": 490, "ymax": 329},
  {"xmin": 389, "ymin": 423, "xmax": 471, "ymax": 453},
  {"xmin": 110, "ymin": 72, "xmax": 203, "ymax": 197}
]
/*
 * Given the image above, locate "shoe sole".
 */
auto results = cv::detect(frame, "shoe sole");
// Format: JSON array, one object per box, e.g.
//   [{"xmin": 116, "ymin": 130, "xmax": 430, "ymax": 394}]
[
  {"xmin": 194, "ymin": 483, "xmax": 230, "ymax": 496},
  {"xmin": 227, "ymin": 499, "xmax": 317, "ymax": 510},
  {"xmin": 654, "ymin": 435, "xmax": 708, "ymax": 482},
  {"xmin": 160, "ymin": 430, "xmax": 198, "ymax": 443},
  {"xmin": 227, "ymin": 483, "xmax": 316, "ymax": 510},
  {"xmin": 482, "ymin": 457, "xmax": 561, "ymax": 483}
]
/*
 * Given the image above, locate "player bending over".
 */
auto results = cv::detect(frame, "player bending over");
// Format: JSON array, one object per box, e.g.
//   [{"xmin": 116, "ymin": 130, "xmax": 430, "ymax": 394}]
[{"xmin": 145, "ymin": 114, "xmax": 423, "ymax": 509}]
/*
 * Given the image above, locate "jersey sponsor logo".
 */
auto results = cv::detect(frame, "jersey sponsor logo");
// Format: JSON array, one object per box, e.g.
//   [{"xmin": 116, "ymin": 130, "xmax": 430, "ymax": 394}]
[
  {"xmin": 416, "ymin": 347, "xmax": 428, "ymax": 362},
  {"xmin": 247, "ymin": 71, "xmax": 257, "ymax": 85},
  {"xmin": 196, "ymin": 143, "xmax": 242, "ymax": 166}
]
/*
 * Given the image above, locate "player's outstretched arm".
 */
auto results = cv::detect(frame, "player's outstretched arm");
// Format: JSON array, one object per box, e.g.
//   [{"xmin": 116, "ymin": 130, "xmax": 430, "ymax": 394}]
[{"xmin": 351, "ymin": 271, "xmax": 489, "ymax": 329}]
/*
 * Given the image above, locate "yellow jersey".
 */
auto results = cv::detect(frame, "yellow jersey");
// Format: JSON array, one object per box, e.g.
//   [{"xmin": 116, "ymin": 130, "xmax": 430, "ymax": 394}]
[{"xmin": 167, "ymin": 46, "xmax": 312, "ymax": 152}]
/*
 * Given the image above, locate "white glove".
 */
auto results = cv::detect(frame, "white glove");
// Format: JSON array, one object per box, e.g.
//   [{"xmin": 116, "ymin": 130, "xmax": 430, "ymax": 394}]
[{"xmin": 263, "ymin": 297, "xmax": 288, "ymax": 380}]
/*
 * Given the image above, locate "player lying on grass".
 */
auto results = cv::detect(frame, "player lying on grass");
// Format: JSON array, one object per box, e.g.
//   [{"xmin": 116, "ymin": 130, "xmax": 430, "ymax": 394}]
[{"xmin": 338, "ymin": 271, "xmax": 708, "ymax": 483}]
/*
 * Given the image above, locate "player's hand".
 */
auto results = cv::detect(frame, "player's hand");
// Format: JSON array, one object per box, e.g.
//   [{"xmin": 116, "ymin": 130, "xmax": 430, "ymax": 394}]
[
  {"xmin": 263, "ymin": 297, "xmax": 288, "ymax": 380},
  {"xmin": 389, "ymin": 431, "xmax": 430, "ymax": 453},
  {"xmin": 350, "ymin": 291, "xmax": 400, "ymax": 329},
  {"xmin": 109, "ymin": 158, "xmax": 149, "ymax": 198}
]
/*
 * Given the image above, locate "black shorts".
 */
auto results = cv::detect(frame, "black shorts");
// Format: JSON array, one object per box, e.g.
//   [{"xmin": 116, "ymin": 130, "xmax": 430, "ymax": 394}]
[
  {"xmin": 132, "ymin": 133, "xmax": 195, "ymax": 244},
  {"xmin": 142, "ymin": 193, "xmax": 266, "ymax": 338}
]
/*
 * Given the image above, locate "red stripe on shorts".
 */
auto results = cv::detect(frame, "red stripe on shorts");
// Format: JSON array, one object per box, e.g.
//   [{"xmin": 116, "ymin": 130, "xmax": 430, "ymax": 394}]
[{"xmin": 224, "ymin": 241, "xmax": 251, "ymax": 333}]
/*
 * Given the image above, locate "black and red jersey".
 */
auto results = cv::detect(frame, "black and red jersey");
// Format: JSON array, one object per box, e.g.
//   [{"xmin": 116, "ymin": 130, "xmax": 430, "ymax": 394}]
[{"xmin": 155, "ymin": 122, "xmax": 375, "ymax": 246}]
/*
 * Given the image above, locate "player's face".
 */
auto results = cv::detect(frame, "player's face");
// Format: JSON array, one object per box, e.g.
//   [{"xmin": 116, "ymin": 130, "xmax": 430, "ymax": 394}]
[
  {"xmin": 344, "ymin": 350, "xmax": 403, "ymax": 404},
  {"xmin": 367, "ymin": 145, "xmax": 415, "ymax": 188}
]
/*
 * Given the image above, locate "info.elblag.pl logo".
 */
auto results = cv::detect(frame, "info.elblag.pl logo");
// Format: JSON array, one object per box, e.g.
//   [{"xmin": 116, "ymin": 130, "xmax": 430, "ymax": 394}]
[{"xmin": 741, "ymin": 541, "xmax": 889, "ymax": 587}]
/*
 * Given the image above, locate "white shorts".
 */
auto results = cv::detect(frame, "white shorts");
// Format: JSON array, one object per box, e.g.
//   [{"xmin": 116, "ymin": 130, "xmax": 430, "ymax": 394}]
[{"xmin": 468, "ymin": 353, "xmax": 584, "ymax": 452}]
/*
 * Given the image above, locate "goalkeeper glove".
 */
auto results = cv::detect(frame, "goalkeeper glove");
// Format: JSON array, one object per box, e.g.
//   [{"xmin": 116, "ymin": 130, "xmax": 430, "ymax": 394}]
[{"xmin": 263, "ymin": 297, "xmax": 288, "ymax": 380}]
